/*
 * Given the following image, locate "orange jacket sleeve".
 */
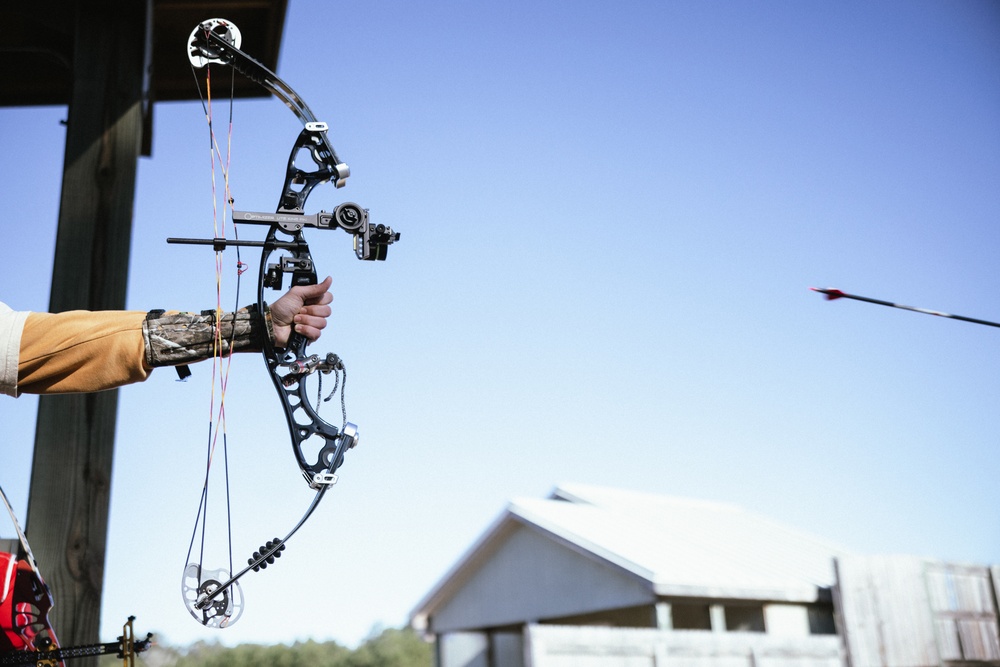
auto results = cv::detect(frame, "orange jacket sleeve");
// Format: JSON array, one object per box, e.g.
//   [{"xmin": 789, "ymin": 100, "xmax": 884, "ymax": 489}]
[{"xmin": 17, "ymin": 310, "xmax": 151, "ymax": 395}]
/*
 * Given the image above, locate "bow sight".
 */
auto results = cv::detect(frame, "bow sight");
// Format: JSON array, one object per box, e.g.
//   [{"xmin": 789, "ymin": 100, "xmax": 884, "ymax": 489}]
[
  {"xmin": 233, "ymin": 204, "xmax": 400, "ymax": 270},
  {"xmin": 168, "ymin": 204, "xmax": 399, "ymax": 288},
  {"xmin": 166, "ymin": 204, "xmax": 399, "ymax": 266}
]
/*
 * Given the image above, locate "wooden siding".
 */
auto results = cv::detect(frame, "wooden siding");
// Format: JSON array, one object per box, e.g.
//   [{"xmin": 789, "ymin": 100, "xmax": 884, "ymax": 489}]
[
  {"xmin": 835, "ymin": 556, "xmax": 1000, "ymax": 667},
  {"xmin": 836, "ymin": 556, "xmax": 939, "ymax": 667},
  {"xmin": 924, "ymin": 561, "xmax": 1000, "ymax": 662}
]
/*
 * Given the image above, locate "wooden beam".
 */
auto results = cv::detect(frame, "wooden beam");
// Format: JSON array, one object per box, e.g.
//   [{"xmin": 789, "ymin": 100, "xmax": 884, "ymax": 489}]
[{"xmin": 25, "ymin": 0, "xmax": 152, "ymax": 656}]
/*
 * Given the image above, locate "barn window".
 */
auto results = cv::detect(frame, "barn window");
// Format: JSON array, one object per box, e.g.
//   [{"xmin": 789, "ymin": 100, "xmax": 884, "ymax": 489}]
[
  {"xmin": 671, "ymin": 603, "xmax": 712, "ymax": 630},
  {"xmin": 808, "ymin": 605, "xmax": 837, "ymax": 634},
  {"xmin": 725, "ymin": 605, "xmax": 766, "ymax": 632}
]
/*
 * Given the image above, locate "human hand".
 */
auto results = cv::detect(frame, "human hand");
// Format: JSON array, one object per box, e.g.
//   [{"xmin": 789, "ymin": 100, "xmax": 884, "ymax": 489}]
[{"xmin": 269, "ymin": 276, "xmax": 334, "ymax": 347}]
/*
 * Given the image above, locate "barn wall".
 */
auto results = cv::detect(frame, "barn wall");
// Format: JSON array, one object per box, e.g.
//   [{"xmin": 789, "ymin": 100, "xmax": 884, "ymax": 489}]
[{"xmin": 430, "ymin": 522, "xmax": 655, "ymax": 633}]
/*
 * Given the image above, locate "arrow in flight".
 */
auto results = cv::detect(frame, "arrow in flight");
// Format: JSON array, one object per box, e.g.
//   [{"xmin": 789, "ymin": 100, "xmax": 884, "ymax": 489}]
[{"xmin": 810, "ymin": 287, "xmax": 1000, "ymax": 329}]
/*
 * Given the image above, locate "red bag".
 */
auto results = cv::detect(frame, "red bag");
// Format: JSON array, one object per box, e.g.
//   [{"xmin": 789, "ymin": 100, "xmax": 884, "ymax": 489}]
[
  {"xmin": 0, "ymin": 486, "xmax": 61, "ymax": 664},
  {"xmin": 0, "ymin": 553, "xmax": 59, "ymax": 653}
]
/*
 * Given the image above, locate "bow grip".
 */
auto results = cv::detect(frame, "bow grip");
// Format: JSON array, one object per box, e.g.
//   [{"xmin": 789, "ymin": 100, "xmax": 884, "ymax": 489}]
[{"xmin": 284, "ymin": 329, "xmax": 310, "ymax": 360}]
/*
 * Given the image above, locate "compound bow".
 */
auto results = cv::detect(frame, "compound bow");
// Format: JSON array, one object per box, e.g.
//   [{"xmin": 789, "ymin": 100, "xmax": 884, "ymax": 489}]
[{"xmin": 169, "ymin": 19, "xmax": 399, "ymax": 627}]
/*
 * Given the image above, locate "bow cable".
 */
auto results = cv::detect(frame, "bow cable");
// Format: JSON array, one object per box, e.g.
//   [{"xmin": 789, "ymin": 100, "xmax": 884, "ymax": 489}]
[{"xmin": 180, "ymin": 46, "xmax": 247, "ymax": 628}]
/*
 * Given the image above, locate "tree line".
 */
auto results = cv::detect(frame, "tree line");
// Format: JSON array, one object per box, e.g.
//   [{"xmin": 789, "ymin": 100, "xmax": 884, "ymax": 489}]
[{"xmin": 105, "ymin": 627, "xmax": 432, "ymax": 667}]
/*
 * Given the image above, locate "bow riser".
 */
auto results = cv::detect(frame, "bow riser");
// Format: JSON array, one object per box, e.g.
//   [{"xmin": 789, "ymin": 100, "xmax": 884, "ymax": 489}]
[{"xmin": 257, "ymin": 224, "xmax": 357, "ymax": 485}]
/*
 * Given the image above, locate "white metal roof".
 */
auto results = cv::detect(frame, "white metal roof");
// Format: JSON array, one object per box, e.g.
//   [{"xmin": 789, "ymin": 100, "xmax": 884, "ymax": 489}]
[
  {"xmin": 411, "ymin": 483, "xmax": 852, "ymax": 627},
  {"xmin": 524, "ymin": 483, "xmax": 851, "ymax": 599}
]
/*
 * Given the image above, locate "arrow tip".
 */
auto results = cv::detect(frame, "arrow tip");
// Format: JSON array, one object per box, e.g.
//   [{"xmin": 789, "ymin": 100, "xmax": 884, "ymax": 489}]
[{"xmin": 810, "ymin": 287, "xmax": 846, "ymax": 301}]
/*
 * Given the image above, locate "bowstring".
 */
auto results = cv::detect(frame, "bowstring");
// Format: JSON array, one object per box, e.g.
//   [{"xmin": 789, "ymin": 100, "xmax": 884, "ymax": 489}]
[
  {"xmin": 215, "ymin": 57, "xmax": 241, "ymax": 586},
  {"xmin": 184, "ymin": 56, "xmax": 241, "ymax": 590}
]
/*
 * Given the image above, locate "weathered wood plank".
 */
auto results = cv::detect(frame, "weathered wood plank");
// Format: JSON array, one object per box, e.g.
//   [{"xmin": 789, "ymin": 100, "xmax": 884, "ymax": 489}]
[
  {"xmin": 25, "ymin": 0, "xmax": 151, "ymax": 661},
  {"xmin": 834, "ymin": 555, "xmax": 939, "ymax": 667}
]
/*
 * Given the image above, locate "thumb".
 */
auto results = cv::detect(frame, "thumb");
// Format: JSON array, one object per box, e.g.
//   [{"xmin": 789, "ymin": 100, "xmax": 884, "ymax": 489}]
[{"xmin": 298, "ymin": 276, "xmax": 333, "ymax": 299}]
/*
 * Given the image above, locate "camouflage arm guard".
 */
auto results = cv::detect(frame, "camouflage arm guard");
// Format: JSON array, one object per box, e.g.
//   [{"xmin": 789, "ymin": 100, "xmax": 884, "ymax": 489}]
[{"xmin": 142, "ymin": 304, "xmax": 274, "ymax": 368}]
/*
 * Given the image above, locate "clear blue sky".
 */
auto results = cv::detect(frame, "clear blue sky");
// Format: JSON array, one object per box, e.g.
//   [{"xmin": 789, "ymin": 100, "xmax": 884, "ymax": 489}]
[{"xmin": 1, "ymin": 0, "xmax": 998, "ymax": 650}]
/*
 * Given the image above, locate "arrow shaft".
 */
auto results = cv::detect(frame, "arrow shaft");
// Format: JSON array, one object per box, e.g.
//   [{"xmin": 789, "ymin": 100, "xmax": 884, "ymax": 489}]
[{"xmin": 811, "ymin": 288, "xmax": 1000, "ymax": 329}]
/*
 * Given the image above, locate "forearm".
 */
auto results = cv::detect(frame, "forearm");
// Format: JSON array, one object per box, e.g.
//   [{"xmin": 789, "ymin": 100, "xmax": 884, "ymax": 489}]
[
  {"xmin": 16, "ymin": 306, "xmax": 273, "ymax": 395},
  {"xmin": 142, "ymin": 306, "xmax": 272, "ymax": 367}
]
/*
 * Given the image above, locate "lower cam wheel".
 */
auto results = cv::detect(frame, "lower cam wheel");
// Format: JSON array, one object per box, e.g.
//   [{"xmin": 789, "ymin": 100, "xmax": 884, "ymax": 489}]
[{"xmin": 181, "ymin": 563, "xmax": 245, "ymax": 628}]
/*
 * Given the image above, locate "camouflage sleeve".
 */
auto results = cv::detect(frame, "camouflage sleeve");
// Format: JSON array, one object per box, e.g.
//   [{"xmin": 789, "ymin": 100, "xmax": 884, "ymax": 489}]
[{"xmin": 142, "ymin": 304, "xmax": 274, "ymax": 368}]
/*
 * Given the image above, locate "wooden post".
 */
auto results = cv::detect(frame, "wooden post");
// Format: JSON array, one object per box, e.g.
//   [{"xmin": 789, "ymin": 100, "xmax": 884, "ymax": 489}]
[{"xmin": 25, "ymin": 0, "xmax": 152, "ymax": 654}]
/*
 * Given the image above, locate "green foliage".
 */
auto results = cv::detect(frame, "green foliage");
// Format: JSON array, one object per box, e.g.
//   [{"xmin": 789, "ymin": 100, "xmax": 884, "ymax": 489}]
[
  {"xmin": 343, "ymin": 627, "xmax": 432, "ymax": 667},
  {"xmin": 121, "ymin": 627, "xmax": 432, "ymax": 667},
  {"xmin": 172, "ymin": 639, "xmax": 351, "ymax": 667}
]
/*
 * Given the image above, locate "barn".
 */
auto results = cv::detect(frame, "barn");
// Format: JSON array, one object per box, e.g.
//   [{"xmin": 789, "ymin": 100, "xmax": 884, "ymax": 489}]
[{"xmin": 410, "ymin": 483, "xmax": 1000, "ymax": 667}]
